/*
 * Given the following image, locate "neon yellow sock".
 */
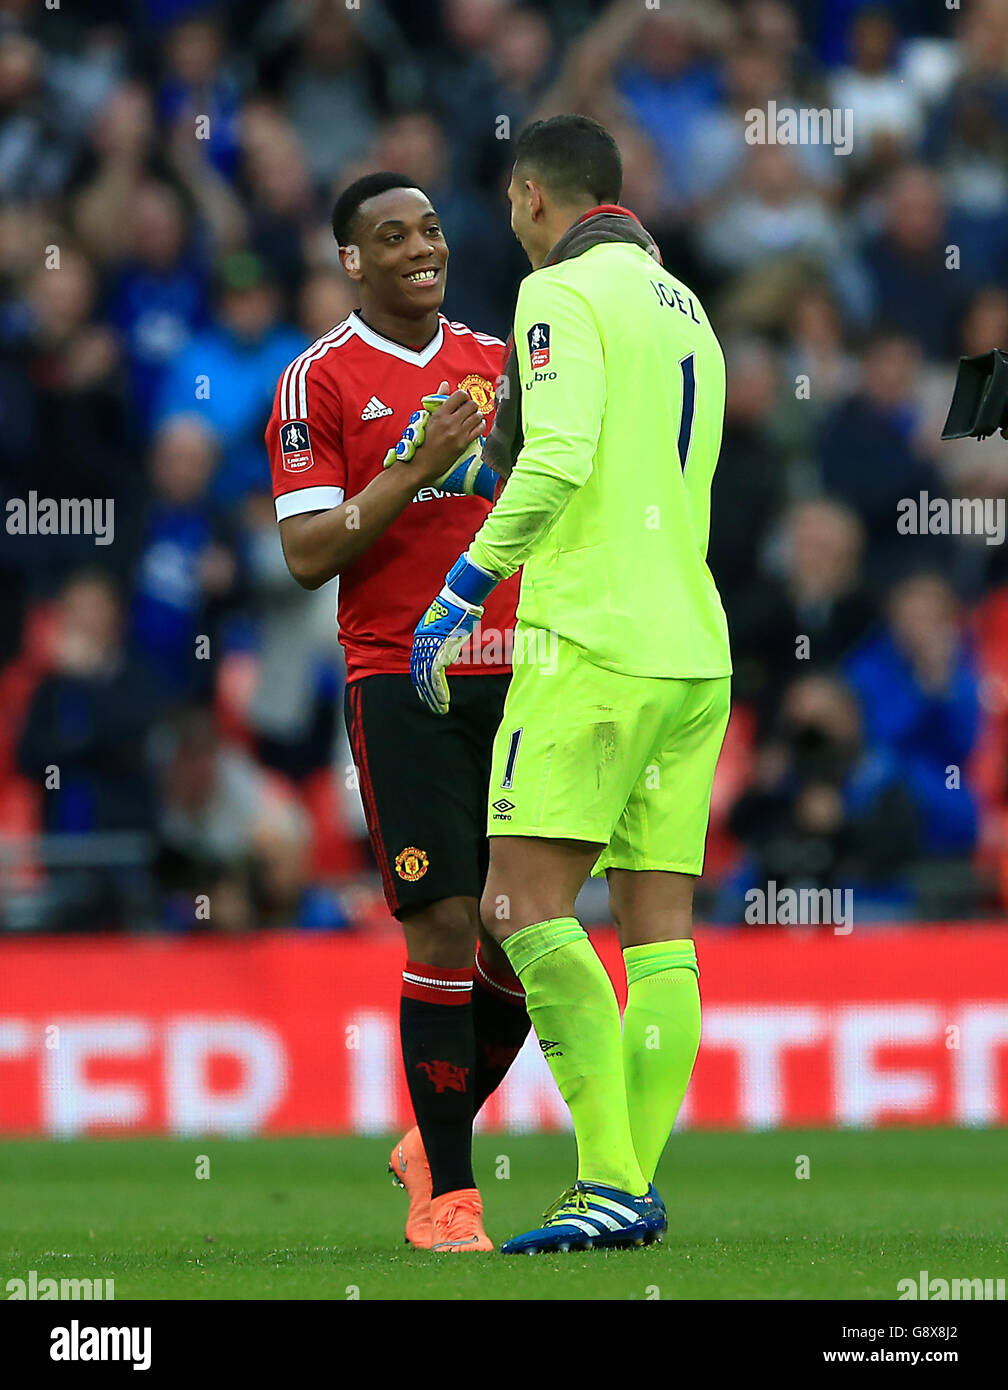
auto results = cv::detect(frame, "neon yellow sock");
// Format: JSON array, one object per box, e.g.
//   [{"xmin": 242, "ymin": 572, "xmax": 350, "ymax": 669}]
[
  {"xmin": 504, "ymin": 918, "xmax": 648, "ymax": 1195},
  {"xmin": 622, "ymin": 939, "xmax": 701, "ymax": 1184}
]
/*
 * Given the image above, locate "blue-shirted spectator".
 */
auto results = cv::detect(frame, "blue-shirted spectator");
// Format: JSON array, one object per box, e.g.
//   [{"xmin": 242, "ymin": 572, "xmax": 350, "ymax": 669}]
[
  {"xmin": 717, "ymin": 674, "xmax": 921, "ymax": 922},
  {"xmin": 155, "ymin": 252, "xmax": 306, "ymax": 505},
  {"xmin": 130, "ymin": 417, "xmax": 241, "ymax": 701},
  {"xmin": 19, "ymin": 572, "xmax": 160, "ymax": 835},
  {"xmin": 107, "ymin": 181, "xmax": 210, "ymax": 428},
  {"xmin": 818, "ymin": 331, "xmax": 948, "ymax": 584},
  {"xmin": 158, "ymin": 14, "xmax": 241, "ymax": 180},
  {"xmin": 616, "ymin": 9, "xmax": 721, "ymax": 208},
  {"xmin": 845, "ymin": 573, "xmax": 980, "ymax": 854},
  {"xmin": 860, "ymin": 166, "xmax": 967, "ymax": 360},
  {"xmin": 251, "ymin": 814, "xmax": 352, "ymax": 931}
]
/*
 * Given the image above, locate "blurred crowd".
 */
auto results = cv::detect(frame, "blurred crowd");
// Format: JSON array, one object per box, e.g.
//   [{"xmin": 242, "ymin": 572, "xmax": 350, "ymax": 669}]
[{"xmin": 1, "ymin": 0, "xmax": 1008, "ymax": 931}]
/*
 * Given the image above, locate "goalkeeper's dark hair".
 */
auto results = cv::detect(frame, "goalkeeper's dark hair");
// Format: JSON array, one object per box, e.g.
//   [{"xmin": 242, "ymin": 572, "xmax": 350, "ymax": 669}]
[
  {"xmin": 513, "ymin": 115, "xmax": 622, "ymax": 206},
  {"xmin": 331, "ymin": 172, "xmax": 424, "ymax": 246}
]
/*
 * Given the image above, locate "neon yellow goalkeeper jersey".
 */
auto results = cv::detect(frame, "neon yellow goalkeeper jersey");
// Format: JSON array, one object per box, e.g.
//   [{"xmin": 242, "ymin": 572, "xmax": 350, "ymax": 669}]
[{"xmin": 468, "ymin": 240, "xmax": 732, "ymax": 679}]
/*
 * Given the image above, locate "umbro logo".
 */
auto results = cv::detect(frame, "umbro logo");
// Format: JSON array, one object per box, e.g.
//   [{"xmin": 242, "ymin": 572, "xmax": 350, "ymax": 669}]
[
  {"xmin": 361, "ymin": 395, "xmax": 394, "ymax": 420},
  {"xmin": 539, "ymin": 1038, "xmax": 563, "ymax": 1057},
  {"xmin": 491, "ymin": 798, "xmax": 514, "ymax": 814}
]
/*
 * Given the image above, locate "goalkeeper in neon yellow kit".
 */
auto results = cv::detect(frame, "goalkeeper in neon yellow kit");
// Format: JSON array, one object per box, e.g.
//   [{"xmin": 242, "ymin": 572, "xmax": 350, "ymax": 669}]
[{"xmin": 408, "ymin": 115, "xmax": 732, "ymax": 1253}]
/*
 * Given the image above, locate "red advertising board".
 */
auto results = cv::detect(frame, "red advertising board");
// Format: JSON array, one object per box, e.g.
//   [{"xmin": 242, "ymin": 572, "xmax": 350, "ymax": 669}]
[{"xmin": 1, "ymin": 927, "xmax": 1007, "ymax": 1136}]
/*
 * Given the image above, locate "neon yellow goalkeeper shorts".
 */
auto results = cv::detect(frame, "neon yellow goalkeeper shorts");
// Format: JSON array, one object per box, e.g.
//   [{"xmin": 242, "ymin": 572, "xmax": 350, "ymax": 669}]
[{"xmin": 487, "ymin": 630, "xmax": 731, "ymax": 875}]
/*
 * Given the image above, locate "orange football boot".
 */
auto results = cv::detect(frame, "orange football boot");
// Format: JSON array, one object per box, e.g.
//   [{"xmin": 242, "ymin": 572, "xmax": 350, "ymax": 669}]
[
  {"xmin": 430, "ymin": 1188, "xmax": 494, "ymax": 1252},
  {"xmin": 388, "ymin": 1127, "xmax": 433, "ymax": 1248}
]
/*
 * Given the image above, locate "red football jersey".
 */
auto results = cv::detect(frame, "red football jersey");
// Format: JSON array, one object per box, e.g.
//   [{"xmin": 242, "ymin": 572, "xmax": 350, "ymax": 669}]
[{"xmin": 266, "ymin": 311, "xmax": 520, "ymax": 684}]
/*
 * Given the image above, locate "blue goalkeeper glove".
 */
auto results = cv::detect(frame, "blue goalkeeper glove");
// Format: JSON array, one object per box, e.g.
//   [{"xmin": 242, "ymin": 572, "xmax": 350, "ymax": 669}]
[
  {"xmin": 411, "ymin": 552, "xmax": 498, "ymax": 715},
  {"xmin": 383, "ymin": 394, "xmax": 498, "ymax": 502}
]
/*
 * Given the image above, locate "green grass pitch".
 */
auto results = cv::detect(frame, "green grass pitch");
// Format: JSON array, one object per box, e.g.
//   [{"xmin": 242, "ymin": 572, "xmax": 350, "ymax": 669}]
[{"xmin": 1, "ymin": 1128, "xmax": 1006, "ymax": 1300}]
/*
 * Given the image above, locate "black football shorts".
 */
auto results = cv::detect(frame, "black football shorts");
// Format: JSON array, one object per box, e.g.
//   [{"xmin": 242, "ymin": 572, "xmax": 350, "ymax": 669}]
[{"xmin": 344, "ymin": 672, "xmax": 510, "ymax": 917}]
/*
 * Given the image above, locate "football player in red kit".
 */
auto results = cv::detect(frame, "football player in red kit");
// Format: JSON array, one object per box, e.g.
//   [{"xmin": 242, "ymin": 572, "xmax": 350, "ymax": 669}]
[{"xmin": 265, "ymin": 173, "xmax": 529, "ymax": 1253}]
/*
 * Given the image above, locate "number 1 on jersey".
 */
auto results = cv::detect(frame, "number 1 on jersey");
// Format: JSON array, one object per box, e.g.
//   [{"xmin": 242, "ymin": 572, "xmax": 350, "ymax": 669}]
[{"xmin": 677, "ymin": 352, "xmax": 696, "ymax": 474}]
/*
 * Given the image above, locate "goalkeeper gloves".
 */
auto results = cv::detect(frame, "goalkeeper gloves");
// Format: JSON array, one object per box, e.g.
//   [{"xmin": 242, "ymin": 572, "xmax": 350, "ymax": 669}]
[
  {"xmin": 411, "ymin": 551, "xmax": 498, "ymax": 715},
  {"xmin": 383, "ymin": 394, "xmax": 499, "ymax": 501}
]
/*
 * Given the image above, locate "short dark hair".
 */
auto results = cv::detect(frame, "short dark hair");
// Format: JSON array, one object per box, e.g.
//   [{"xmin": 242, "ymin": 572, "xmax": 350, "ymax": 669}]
[
  {"xmin": 513, "ymin": 115, "xmax": 622, "ymax": 206},
  {"xmin": 331, "ymin": 172, "xmax": 423, "ymax": 246}
]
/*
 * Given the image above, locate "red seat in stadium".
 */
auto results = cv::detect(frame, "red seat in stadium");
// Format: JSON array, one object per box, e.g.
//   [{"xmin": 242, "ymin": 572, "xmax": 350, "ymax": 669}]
[{"xmin": 301, "ymin": 768, "xmax": 365, "ymax": 878}]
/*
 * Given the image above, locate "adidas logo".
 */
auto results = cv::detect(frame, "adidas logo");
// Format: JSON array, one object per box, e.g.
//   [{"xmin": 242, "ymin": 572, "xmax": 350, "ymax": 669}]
[
  {"xmin": 539, "ymin": 1038, "xmax": 563, "ymax": 1057},
  {"xmin": 361, "ymin": 395, "xmax": 394, "ymax": 420}
]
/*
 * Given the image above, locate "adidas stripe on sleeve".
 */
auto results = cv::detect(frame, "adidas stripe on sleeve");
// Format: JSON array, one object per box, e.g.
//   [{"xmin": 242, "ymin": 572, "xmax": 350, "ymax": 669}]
[{"xmin": 267, "ymin": 322, "xmax": 352, "ymax": 521}]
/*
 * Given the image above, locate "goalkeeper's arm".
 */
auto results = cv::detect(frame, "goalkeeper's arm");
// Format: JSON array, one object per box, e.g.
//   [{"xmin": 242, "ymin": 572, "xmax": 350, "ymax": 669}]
[{"xmin": 467, "ymin": 274, "xmax": 605, "ymax": 581}]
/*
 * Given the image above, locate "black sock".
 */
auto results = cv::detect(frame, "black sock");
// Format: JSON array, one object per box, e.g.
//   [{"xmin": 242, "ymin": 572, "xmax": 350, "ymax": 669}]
[
  {"xmin": 400, "ymin": 960, "xmax": 476, "ymax": 1199},
  {"xmin": 471, "ymin": 941, "xmax": 531, "ymax": 1115}
]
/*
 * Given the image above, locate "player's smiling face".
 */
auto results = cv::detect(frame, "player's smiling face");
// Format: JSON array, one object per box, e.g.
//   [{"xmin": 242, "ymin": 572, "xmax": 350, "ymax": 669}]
[{"xmin": 343, "ymin": 187, "xmax": 448, "ymax": 318}]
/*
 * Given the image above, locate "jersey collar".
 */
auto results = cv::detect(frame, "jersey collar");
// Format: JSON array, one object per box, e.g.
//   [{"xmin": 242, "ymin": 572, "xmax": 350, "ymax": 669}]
[
  {"xmin": 574, "ymin": 203, "xmax": 642, "ymax": 226},
  {"xmin": 348, "ymin": 310, "xmax": 445, "ymax": 366}
]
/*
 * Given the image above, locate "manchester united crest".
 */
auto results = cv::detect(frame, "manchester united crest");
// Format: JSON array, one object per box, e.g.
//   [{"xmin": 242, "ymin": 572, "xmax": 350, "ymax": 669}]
[
  {"xmin": 395, "ymin": 846, "xmax": 429, "ymax": 881},
  {"xmin": 457, "ymin": 373, "xmax": 496, "ymax": 415}
]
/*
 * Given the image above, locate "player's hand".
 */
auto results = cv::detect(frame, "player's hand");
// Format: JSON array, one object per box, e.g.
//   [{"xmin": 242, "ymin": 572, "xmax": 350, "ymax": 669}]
[
  {"xmin": 383, "ymin": 379, "xmax": 485, "ymax": 486},
  {"xmin": 411, "ymin": 552, "xmax": 498, "ymax": 715},
  {"xmin": 436, "ymin": 441, "xmax": 498, "ymax": 501},
  {"xmin": 414, "ymin": 393, "xmax": 499, "ymax": 501}
]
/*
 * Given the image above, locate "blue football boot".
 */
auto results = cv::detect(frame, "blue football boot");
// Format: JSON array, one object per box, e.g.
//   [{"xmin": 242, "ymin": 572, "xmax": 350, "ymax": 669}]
[{"xmin": 500, "ymin": 1180, "xmax": 666, "ymax": 1254}]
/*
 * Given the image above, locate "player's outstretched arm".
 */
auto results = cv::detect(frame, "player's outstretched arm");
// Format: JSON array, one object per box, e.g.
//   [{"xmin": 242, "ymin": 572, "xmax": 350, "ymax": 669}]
[
  {"xmin": 279, "ymin": 390, "xmax": 484, "ymax": 590},
  {"xmin": 279, "ymin": 466, "xmax": 424, "ymax": 590}
]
